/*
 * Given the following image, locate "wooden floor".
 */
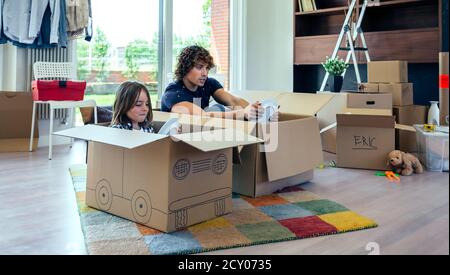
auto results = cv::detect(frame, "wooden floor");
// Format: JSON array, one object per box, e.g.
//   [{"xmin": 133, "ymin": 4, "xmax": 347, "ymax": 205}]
[{"xmin": 0, "ymin": 141, "xmax": 448, "ymax": 255}]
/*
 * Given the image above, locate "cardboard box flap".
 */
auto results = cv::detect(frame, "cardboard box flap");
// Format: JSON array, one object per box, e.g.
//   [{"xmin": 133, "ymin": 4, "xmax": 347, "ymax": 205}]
[
  {"xmin": 343, "ymin": 108, "xmax": 393, "ymax": 116},
  {"xmin": 231, "ymin": 90, "xmax": 284, "ymax": 103},
  {"xmin": 152, "ymin": 111, "xmax": 258, "ymax": 136},
  {"xmin": 54, "ymin": 125, "xmax": 168, "ymax": 149},
  {"xmin": 395, "ymin": 124, "xmax": 416, "ymax": 132},
  {"xmin": 173, "ymin": 128, "xmax": 263, "ymax": 152},
  {"xmin": 337, "ymin": 114, "xmax": 395, "ymax": 128},
  {"xmin": 276, "ymin": 93, "xmax": 334, "ymax": 116},
  {"xmin": 261, "ymin": 117, "xmax": 323, "ymax": 182}
]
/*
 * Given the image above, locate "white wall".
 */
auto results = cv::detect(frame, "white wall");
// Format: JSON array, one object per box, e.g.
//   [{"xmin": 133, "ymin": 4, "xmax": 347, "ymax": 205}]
[{"xmin": 244, "ymin": 0, "xmax": 293, "ymax": 92}]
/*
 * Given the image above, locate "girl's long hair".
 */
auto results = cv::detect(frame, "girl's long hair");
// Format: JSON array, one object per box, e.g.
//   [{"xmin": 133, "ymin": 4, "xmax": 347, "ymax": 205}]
[{"xmin": 111, "ymin": 81, "xmax": 153, "ymax": 127}]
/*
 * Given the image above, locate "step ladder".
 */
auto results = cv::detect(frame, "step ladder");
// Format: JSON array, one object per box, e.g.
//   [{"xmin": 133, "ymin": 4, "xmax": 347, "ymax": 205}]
[{"xmin": 319, "ymin": 0, "xmax": 373, "ymax": 92}]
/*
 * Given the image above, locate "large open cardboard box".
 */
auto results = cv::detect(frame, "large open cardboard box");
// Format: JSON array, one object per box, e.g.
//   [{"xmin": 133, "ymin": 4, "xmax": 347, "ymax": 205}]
[
  {"xmin": 155, "ymin": 92, "xmax": 333, "ymax": 197},
  {"xmin": 0, "ymin": 92, "xmax": 38, "ymax": 152},
  {"xmin": 55, "ymin": 125, "xmax": 261, "ymax": 232},
  {"xmin": 229, "ymin": 91, "xmax": 333, "ymax": 197}
]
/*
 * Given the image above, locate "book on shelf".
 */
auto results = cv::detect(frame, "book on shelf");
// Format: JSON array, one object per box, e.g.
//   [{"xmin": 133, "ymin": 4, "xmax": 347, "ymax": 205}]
[
  {"xmin": 312, "ymin": 0, "xmax": 317, "ymax": 10},
  {"xmin": 301, "ymin": 0, "xmax": 312, "ymax": 12},
  {"xmin": 298, "ymin": 0, "xmax": 303, "ymax": 12}
]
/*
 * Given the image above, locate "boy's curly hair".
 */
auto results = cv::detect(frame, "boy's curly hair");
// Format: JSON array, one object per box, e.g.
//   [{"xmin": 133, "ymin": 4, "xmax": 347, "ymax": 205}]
[{"xmin": 175, "ymin": 46, "xmax": 215, "ymax": 81}]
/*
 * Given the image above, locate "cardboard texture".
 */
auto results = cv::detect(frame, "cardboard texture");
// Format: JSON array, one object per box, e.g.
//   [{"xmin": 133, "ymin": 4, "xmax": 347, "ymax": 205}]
[
  {"xmin": 0, "ymin": 92, "xmax": 39, "ymax": 152},
  {"xmin": 317, "ymin": 92, "xmax": 348, "ymax": 154},
  {"xmin": 347, "ymin": 93, "xmax": 393, "ymax": 110},
  {"xmin": 337, "ymin": 112, "xmax": 395, "ymax": 170},
  {"xmin": 393, "ymin": 105, "xmax": 428, "ymax": 152},
  {"xmin": 155, "ymin": 91, "xmax": 333, "ymax": 197},
  {"xmin": 359, "ymin": 83, "xmax": 380, "ymax": 93},
  {"xmin": 368, "ymin": 61, "xmax": 408, "ymax": 83},
  {"xmin": 55, "ymin": 125, "xmax": 261, "ymax": 232},
  {"xmin": 440, "ymin": 52, "xmax": 449, "ymax": 126},
  {"xmin": 379, "ymin": 83, "xmax": 414, "ymax": 106},
  {"xmin": 231, "ymin": 92, "xmax": 332, "ymax": 197}
]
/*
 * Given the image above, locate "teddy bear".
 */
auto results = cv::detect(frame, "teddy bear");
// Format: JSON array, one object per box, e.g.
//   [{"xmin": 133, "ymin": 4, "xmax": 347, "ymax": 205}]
[{"xmin": 387, "ymin": 150, "xmax": 424, "ymax": 176}]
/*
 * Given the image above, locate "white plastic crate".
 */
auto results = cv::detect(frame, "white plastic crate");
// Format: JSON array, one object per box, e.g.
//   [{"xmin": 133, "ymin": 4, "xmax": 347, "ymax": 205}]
[{"xmin": 414, "ymin": 125, "xmax": 449, "ymax": 172}]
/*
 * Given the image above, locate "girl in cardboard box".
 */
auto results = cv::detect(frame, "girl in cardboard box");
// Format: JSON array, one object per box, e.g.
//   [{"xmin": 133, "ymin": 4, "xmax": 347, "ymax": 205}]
[{"xmin": 111, "ymin": 81, "xmax": 155, "ymax": 133}]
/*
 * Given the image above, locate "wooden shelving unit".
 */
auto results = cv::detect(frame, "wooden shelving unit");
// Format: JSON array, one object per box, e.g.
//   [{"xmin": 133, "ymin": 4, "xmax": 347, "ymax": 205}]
[{"xmin": 294, "ymin": 0, "xmax": 441, "ymax": 64}]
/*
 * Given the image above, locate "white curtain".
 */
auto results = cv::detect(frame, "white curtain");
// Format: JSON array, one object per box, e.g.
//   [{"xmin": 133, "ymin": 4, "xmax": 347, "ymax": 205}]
[{"xmin": 0, "ymin": 44, "xmax": 29, "ymax": 91}]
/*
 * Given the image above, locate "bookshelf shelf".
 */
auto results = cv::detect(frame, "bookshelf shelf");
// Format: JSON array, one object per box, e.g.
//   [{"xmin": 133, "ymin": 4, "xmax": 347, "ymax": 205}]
[{"xmin": 293, "ymin": 0, "xmax": 441, "ymax": 64}]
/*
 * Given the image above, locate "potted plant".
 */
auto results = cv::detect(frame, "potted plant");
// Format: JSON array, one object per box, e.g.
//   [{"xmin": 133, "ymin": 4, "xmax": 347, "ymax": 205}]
[{"xmin": 322, "ymin": 57, "xmax": 349, "ymax": 93}]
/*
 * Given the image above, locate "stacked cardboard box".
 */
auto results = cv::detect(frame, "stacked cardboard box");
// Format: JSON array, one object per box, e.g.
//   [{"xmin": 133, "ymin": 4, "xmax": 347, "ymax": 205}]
[
  {"xmin": 440, "ymin": 52, "xmax": 449, "ymax": 126},
  {"xmin": 336, "ymin": 93, "xmax": 396, "ymax": 170},
  {"xmin": 366, "ymin": 61, "xmax": 426, "ymax": 153},
  {"xmin": 0, "ymin": 91, "xmax": 39, "ymax": 152},
  {"xmin": 364, "ymin": 61, "xmax": 414, "ymax": 107}
]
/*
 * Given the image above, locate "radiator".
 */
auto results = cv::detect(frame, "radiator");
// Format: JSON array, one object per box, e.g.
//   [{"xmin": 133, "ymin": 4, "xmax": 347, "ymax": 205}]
[{"xmin": 27, "ymin": 45, "xmax": 73, "ymax": 120}]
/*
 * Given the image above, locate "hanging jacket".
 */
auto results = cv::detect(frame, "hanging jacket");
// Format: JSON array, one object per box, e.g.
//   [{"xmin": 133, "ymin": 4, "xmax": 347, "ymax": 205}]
[
  {"xmin": 66, "ymin": 0, "xmax": 89, "ymax": 32},
  {"xmin": 58, "ymin": 0, "xmax": 68, "ymax": 47},
  {"xmin": 2, "ymin": 0, "xmax": 60, "ymax": 45}
]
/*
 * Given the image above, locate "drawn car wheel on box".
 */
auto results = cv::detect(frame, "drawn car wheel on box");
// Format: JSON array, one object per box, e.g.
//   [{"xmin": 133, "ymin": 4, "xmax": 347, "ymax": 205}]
[
  {"xmin": 131, "ymin": 190, "xmax": 152, "ymax": 224},
  {"xmin": 95, "ymin": 179, "xmax": 113, "ymax": 211}
]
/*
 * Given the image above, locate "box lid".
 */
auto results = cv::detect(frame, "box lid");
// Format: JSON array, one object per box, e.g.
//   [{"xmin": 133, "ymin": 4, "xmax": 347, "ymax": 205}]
[
  {"xmin": 260, "ymin": 117, "xmax": 323, "ymax": 182},
  {"xmin": 231, "ymin": 90, "xmax": 284, "ymax": 104},
  {"xmin": 173, "ymin": 128, "xmax": 263, "ymax": 152},
  {"xmin": 54, "ymin": 125, "xmax": 168, "ymax": 149},
  {"xmin": 342, "ymin": 108, "xmax": 393, "ymax": 116},
  {"xmin": 231, "ymin": 91, "xmax": 333, "ymax": 117},
  {"xmin": 276, "ymin": 93, "xmax": 334, "ymax": 116},
  {"xmin": 337, "ymin": 114, "xmax": 395, "ymax": 128}
]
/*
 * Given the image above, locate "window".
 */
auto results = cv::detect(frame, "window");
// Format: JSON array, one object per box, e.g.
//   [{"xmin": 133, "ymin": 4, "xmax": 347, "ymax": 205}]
[
  {"xmin": 172, "ymin": 0, "xmax": 230, "ymax": 89},
  {"xmin": 76, "ymin": 0, "xmax": 230, "ymax": 124},
  {"xmin": 76, "ymin": 0, "xmax": 160, "ymax": 124}
]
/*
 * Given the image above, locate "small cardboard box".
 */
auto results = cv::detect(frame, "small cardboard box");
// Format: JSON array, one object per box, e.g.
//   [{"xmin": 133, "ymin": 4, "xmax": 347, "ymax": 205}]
[
  {"xmin": 379, "ymin": 83, "xmax": 414, "ymax": 106},
  {"xmin": 318, "ymin": 93, "xmax": 393, "ymax": 155},
  {"xmin": 359, "ymin": 83, "xmax": 380, "ymax": 93},
  {"xmin": 393, "ymin": 105, "xmax": 428, "ymax": 152},
  {"xmin": 368, "ymin": 61, "xmax": 408, "ymax": 83},
  {"xmin": 440, "ymin": 52, "xmax": 449, "ymax": 126},
  {"xmin": 337, "ymin": 109, "xmax": 395, "ymax": 170},
  {"xmin": 347, "ymin": 93, "xmax": 393, "ymax": 110},
  {"xmin": 0, "ymin": 92, "xmax": 39, "ymax": 152},
  {"xmin": 55, "ymin": 125, "xmax": 261, "ymax": 232}
]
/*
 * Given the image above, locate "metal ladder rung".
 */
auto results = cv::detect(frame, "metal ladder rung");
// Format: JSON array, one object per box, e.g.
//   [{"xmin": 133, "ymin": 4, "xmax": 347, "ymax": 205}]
[{"xmin": 339, "ymin": 47, "xmax": 369, "ymax": 51}]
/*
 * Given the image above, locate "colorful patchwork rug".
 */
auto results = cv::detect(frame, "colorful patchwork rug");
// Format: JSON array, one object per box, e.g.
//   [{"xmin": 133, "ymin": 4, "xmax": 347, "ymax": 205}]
[{"xmin": 70, "ymin": 164, "xmax": 377, "ymax": 255}]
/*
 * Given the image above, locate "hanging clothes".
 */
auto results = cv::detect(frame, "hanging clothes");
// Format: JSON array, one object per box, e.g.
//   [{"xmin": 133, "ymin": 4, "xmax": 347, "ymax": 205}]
[
  {"xmin": 66, "ymin": 0, "xmax": 92, "ymax": 41},
  {"xmin": 66, "ymin": 0, "xmax": 89, "ymax": 32},
  {"xmin": 0, "ymin": 0, "xmax": 7, "ymax": 44},
  {"xmin": 0, "ymin": 0, "xmax": 91, "ymax": 48},
  {"xmin": 58, "ymin": 0, "xmax": 68, "ymax": 47},
  {"xmin": 2, "ymin": 0, "xmax": 60, "ymax": 45}
]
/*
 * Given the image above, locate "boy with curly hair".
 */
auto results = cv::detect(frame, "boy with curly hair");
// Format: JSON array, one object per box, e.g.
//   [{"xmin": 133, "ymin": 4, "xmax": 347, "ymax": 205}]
[{"xmin": 161, "ymin": 45, "xmax": 263, "ymax": 120}]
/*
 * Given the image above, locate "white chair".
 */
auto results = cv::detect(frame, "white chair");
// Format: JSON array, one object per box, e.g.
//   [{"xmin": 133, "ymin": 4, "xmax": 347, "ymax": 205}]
[{"xmin": 29, "ymin": 62, "xmax": 97, "ymax": 160}]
